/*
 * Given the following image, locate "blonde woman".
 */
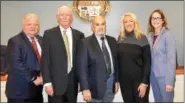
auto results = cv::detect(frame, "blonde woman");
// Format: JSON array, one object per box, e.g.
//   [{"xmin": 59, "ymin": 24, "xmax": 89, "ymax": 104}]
[{"xmin": 117, "ymin": 12, "xmax": 151, "ymax": 102}]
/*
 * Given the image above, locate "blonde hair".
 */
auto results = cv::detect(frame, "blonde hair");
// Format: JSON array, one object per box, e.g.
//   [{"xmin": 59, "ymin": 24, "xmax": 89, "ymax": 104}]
[
  {"xmin": 22, "ymin": 13, "xmax": 40, "ymax": 33},
  {"xmin": 22, "ymin": 13, "xmax": 39, "ymax": 24},
  {"xmin": 118, "ymin": 12, "xmax": 143, "ymax": 40}
]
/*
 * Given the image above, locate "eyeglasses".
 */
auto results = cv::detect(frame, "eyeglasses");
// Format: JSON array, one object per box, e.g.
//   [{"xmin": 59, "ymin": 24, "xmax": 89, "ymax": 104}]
[{"xmin": 151, "ymin": 17, "xmax": 162, "ymax": 21}]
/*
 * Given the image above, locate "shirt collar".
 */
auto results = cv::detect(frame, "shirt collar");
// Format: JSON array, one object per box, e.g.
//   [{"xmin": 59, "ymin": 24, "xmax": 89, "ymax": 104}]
[
  {"xmin": 59, "ymin": 25, "xmax": 71, "ymax": 34},
  {"xmin": 25, "ymin": 34, "xmax": 37, "ymax": 42},
  {"xmin": 94, "ymin": 33, "xmax": 106, "ymax": 41}
]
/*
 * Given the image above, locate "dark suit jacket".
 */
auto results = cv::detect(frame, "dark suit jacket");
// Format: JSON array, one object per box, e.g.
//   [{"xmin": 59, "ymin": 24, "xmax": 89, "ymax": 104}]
[
  {"xmin": 0, "ymin": 45, "xmax": 7, "ymax": 74},
  {"xmin": 41, "ymin": 26, "xmax": 85, "ymax": 95},
  {"xmin": 77, "ymin": 34, "xmax": 118, "ymax": 99},
  {"xmin": 5, "ymin": 31, "xmax": 42, "ymax": 99}
]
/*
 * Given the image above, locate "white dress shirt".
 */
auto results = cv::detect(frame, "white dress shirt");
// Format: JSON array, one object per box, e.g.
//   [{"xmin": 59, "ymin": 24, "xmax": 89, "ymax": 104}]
[
  {"xmin": 44, "ymin": 26, "xmax": 73, "ymax": 88},
  {"xmin": 26, "ymin": 35, "xmax": 42, "ymax": 81},
  {"xmin": 26, "ymin": 35, "xmax": 42, "ymax": 56},
  {"xmin": 59, "ymin": 25, "xmax": 73, "ymax": 68},
  {"xmin": 95, "ymin": 35, "xmax": 114, "ymax": 74}
]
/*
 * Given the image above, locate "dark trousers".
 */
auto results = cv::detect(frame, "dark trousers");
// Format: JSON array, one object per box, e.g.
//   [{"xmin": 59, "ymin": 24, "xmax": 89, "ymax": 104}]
[
  {"xmin": 8, "ymin": 96, "xmax": 43, "ymax": 103},
  {"xmin": 8, "ymin": 85, "xmax": 43, "ymax": 103},
  {"xmin": 8, "ymin": 88, "xmax": 43, "ymax": 103},
  {"xmin": 48, "ymin": 70, "xmax": 78, "ymax": 103},
  {"xmin": 120, "ymin": 78, "xmax": 150, "ymax": 103}
]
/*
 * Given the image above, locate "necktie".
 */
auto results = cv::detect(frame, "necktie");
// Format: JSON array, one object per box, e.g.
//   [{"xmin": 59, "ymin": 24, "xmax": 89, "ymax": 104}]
[
  {"xmin": 63, "ymin": 30, "xmax": 71, "ymax": 73},
  {"xmin": 101, "ymin": 37, "xmax": 111, "ymax": 76},
  {"xmin": 31, "ymin": 38, "xmax": 41, "ymax": 64},
  {"xmin": 31, "ymin": 37, "xmax": 42, "ymax": 76}
]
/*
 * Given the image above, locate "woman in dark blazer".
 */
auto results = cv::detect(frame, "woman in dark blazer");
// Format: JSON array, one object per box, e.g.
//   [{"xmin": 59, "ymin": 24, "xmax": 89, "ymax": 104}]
[
  {"xmin": 147, "ymin": 9, "xmax": 176, "ymax": 102},
  {"xmin": 117, "ymin": 12, "xmax": 151, "ymax": 103}
]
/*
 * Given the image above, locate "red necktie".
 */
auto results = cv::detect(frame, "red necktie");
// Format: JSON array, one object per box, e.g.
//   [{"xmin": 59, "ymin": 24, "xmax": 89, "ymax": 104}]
[{"xmin": 31, "ymin": 38, "xmax": 42, "ymax": 76}]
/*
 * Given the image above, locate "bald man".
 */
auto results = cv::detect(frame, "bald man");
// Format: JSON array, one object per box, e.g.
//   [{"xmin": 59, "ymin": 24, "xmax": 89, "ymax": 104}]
[
  {"xmin": 41, "ymin": 6, "xmax": 84, "ymax": 103},
  {"xmin": 77, "ymin": 16, "xmax": 119, "ymax": 102},
  {"xmin": 5, "ymin": 13, "xmax": 43, "ymax": 102}
]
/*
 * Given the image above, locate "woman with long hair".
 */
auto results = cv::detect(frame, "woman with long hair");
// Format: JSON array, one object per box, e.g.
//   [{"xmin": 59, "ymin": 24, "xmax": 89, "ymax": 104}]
[
  {"xmin": 117, "ymin": 12, "xmax": 151, "ymax": 102},
  {"xmin": 147, "ymin": 9, "xmax": 176, "ymax": 102}
]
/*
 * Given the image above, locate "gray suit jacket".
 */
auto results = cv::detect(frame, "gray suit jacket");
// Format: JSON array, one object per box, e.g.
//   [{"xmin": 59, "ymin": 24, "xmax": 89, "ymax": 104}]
[{"xmin": 146, "ymin": 27, "xmax": 176, "ymax": 86}]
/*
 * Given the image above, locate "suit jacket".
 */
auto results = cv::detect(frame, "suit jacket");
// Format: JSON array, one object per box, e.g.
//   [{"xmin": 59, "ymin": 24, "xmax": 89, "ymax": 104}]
[
  {"xmin": 147, "ymin": 27, "xmax": 176, "ymax": 86},
  {"xmin": 5, "ymin": 31, "xmax": 42, "ymax": 99},
  {"xmin": 0, "ymin": 45, "xmax": 7, "ymax": 74},
  {"xmin": 41, "ymin": 26, "xmax": 85, "ymax": 95},
  {"xmin": 77, "ymin": 34, "xmax": 118, "ymax": 99}
]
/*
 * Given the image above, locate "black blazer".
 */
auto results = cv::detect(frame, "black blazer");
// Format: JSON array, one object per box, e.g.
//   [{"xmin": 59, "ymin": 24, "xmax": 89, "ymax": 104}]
[
  {"xmin": 77, "ymin": 34, "xmax": 118, "ymax": 99},
  {"xmin": 0, "ymin": 45, "xmax": 7, "ymax": 74},
  {"xmin": 41, "ymin": 26, "xmax": 84, "ymax": 95},
  {"xmin": 5, "ymin": 32, "xmax": 42, "ymax": 99}
]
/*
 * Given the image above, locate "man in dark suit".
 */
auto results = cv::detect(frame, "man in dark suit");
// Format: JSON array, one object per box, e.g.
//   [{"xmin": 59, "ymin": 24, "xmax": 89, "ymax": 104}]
[
  {"xmin": 5, "ymin": 13, "xmax": 43, "ymax": 103},
  {"xmin": 41, "ymin": 6, "xmax": 84, "ymax": 103},
  {"xmin": 77, "ymin": 16, "xmax": 119, "ymax": 102}
]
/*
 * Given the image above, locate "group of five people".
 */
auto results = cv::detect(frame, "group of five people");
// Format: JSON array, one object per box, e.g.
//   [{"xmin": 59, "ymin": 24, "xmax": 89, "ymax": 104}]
[{"xmin": 5, "ymin": 6, "xmax": 176, "ymax": 103}]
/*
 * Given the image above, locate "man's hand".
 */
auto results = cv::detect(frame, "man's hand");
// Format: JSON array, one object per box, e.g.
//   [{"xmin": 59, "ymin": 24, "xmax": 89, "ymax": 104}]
[
  {"xmin": 39, "ymin": 76, "xmax": 43, "ymax": 85},
  {"xmin": 45, "ymin": 84, "xmax": 54, "ymax": 96},
  {"xmin": 138, "ymin": 83, "xmax": 147, "ymax": 98},
  {"xmin": 166, "ymin": 85, "xmax": 174, "ymax": 92},
  {"xmin": 82, "ymin": 90, "xmax": 92, "ymax": 102},
  {"xmin": 114, "ymin": 82, "xmax": 119, "ymax": 94},
  {"xmin": 33, "ymin": 76, "xmax": 43, "ymax": 86}
]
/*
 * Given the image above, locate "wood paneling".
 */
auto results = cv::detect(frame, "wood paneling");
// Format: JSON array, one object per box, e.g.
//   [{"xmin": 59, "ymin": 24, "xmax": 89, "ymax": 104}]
[{"xmin": 0, "ymin": 67, "xmax": 184, "ymax": 81}]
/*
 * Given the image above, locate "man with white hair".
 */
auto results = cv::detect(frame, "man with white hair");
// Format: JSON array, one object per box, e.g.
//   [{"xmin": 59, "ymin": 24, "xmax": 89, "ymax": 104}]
[
  {"xmin": 41, "ymin": 6, "xmax": 84, "ymax": 103},
  {"xmin": 6, "ymin": 13, "xmax": 43, "ymax": 102}
]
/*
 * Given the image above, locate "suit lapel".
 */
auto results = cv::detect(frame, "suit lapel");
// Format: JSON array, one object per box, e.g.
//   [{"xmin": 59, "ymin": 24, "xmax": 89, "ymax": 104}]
[
  {"xmin": 147, "ymin": 33, "xmax": 153, "ymax": 48},
  {"xmin": 55, "ymin": 26, "xmax": 67, "ymax": 53},
  {"xmin": 152, "ymin": 34, "xmax": 161, "ymax": 48},
  {"xmin": 36, "ymin": 36, "xmax": 42, "ymax": 48},
  {"xmin": 91, "ymin": 34, "xmax": 107, "ymax": 68},
  {"xmin": 71, "ymin": 28, "xmax": 76, "ymax": 59},
  {"xmin": 20, "ymin": 32, "xmax": 38, "ymax": 59},
  {"xmin": 106, "ymin": 36, "xmax": 115, "ymax": 65},
  {"xmin": 56, "ymin": 26, "xmax": 77, "ymax": 59},
  {"xmin": 152, "ymin": 27, "xmax": 166, "ymax": 48},
  {"xmin": 92, "ymin": 34, "xmax": 103, "ymax": 54}
]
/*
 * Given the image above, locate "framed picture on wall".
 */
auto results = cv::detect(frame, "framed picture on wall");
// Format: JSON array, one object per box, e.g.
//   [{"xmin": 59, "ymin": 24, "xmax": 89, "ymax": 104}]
[{"xmin": 73, "ymin": 0, "xmax": 111, "ymax": 22}]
